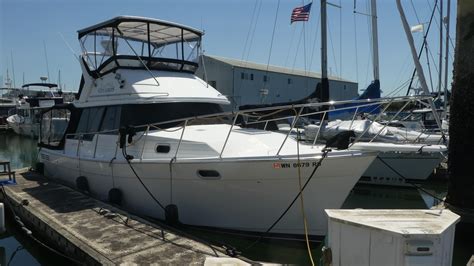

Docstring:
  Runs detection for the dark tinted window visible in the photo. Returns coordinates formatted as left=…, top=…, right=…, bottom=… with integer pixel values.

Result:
left=120, top=103, right=227, bottom=130
left=100, top=106, right=121, bottom=132
left=76, top=107, right=105, bottom=140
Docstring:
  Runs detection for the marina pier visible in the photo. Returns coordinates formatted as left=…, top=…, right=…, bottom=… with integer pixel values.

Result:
left=0, top=168, right=253, bottom=265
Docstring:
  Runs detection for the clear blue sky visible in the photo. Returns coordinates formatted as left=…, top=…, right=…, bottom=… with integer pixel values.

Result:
left=1, top=0, right=456, bottom=96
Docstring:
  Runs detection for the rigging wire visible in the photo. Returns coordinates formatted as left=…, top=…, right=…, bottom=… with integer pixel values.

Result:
left=353, top=0, right=360, bottom=84
left=405, top=0, right=438, bottom=96
left=327, top=19, right=339, bottom=77
left=261, top=0, right=281, bottom=103
left=424, top=42, right=436, bottom=92
left=283, top=26, right=298, bottom=67
left=425, top=0, right=455, bottom=74
left=244, top=0, right=263, bottom=63
left=308, top=8, right=321, bottom=72
left=408, top=0, right=435, bottom=92
left=241, top=0, right=261, bottom=61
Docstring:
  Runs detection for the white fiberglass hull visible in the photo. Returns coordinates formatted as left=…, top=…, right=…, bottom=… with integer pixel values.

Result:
left=39, top=125, right=376, bottom=237
left=359, top=152, right=444, bottom=185
left=347, top=142, right=446, bottom=186
left=41, top=151, right=375, bottom=236
left=7, top=121, right=39, bottom=137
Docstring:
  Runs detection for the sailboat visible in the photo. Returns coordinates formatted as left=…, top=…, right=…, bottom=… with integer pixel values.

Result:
left=38, top=16, right=377, bottom=238
left=302, top=0, right=447, bottom=186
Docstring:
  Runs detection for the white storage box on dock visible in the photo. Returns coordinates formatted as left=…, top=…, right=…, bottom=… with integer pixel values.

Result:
left=324, top=209, right=460, bottom=266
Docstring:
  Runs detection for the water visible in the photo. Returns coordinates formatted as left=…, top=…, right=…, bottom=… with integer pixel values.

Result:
left=0, top=132, right=72, bottom=265
left=0, top=132, right=38, bottom=170
left=0, top=132, right=472, bottom=265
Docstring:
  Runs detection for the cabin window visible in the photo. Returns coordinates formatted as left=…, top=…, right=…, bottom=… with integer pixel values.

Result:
left=263, top=75, right=268, bottom=82
left=76, top=107, right=105, bottom=140
left=197, top=170, right=221, bottom=180
left=40, top=108, right=71, bottom=148
left=120, top=103, right=226, bottom=130
left=288, top=78, right=292, bottom=84
left=250, top=74, right=254, bottom=80
left=155, top=144, right=171, bottom=153
left=100, top=106, right=121, bottom=133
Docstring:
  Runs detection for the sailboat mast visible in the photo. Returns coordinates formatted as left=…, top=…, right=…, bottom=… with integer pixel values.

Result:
left=370, top=0, right=379, bottom=82
left=320, top=0, right=329, bottom=102
left=438, top=0, right=443, bottom=96
left=396, top=0, right=445, bottom=135
left=443, top=0, right=451, bottom=113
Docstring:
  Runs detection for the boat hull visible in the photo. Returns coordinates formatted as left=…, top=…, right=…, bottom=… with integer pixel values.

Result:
left=359, top=152, right=444, bottom=186
left=40, top=150, right=376, bottom=237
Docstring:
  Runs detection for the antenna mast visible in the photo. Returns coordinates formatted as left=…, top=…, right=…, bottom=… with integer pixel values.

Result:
left=43, top=41, right=51, bottom=80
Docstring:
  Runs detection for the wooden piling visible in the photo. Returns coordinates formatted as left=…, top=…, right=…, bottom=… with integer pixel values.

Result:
left=446, top=0, right=474, bottom=220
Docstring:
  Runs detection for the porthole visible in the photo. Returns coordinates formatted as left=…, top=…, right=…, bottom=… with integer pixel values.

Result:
left=155, top=144, right=171, bottom=153
left=197, top=170, right=221, bottom=180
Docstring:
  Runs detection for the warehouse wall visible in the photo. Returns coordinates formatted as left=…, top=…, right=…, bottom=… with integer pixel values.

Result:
left=196, top=56, right=358, bottom=110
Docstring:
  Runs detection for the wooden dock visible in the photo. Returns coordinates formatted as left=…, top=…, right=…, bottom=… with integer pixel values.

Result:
left=0, top=169, right=255, bottom=265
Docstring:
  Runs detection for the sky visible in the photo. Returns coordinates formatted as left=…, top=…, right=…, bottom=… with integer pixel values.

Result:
left=0, top=0, right=457, bottom=96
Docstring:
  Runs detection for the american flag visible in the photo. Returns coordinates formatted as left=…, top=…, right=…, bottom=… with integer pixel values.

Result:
left=291, top=3, right=312, bottom=24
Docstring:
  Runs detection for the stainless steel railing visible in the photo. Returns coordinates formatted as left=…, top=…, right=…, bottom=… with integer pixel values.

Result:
left=60, top=94, right=445, bottom=162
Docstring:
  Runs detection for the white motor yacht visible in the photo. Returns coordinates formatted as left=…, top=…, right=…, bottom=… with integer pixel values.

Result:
left=37, top=16, right=377, bottom=239
left=6, top=83, right=64, bottom=137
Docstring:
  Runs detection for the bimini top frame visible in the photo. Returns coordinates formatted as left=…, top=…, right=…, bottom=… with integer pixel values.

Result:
left=22, top=83, right=58, bottom=89
left=78, top=16, right=203, bottom=76
left=78, top=16, right=203, bottom=43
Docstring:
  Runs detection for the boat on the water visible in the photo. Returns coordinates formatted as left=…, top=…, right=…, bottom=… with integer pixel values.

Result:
left=6, top=83, right=64, bottom=137
left=37, top=16, right=377, bottom=239
left=0, top=88, right=17, bottom=128
left=302, top=104, right=447, bottom=186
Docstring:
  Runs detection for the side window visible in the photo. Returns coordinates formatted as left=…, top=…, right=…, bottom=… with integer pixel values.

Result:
left=76, top=109, right=91, bottom=135
left=100, top=106, right=121, bottom=133
left=40, top=108, right=71, bottom=148
left=76, top=107, right=105, bottom=140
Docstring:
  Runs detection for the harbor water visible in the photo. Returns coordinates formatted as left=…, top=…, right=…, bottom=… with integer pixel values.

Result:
left=0, top=132, right=472, bottom=265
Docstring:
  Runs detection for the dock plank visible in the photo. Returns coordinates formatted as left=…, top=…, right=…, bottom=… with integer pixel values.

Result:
left=1, top=169, right=246, bottom=265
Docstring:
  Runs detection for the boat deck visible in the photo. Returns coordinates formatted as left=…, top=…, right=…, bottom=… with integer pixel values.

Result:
left=0, top=169, right=253, bottom=265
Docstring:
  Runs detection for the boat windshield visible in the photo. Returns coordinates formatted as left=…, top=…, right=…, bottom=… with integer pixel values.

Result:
left=78, top=16, right=202, bottom=75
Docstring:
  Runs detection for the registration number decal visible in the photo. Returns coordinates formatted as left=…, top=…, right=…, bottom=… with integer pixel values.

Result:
left=273, top=162, right=317, bottom=168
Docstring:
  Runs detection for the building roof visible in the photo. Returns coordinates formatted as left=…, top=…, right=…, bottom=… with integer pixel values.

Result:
left=205, top=55, right=356, bottom=84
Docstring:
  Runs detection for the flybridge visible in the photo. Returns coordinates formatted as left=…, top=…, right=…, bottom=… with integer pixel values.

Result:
left=77, top=16, right=203, bottom=76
